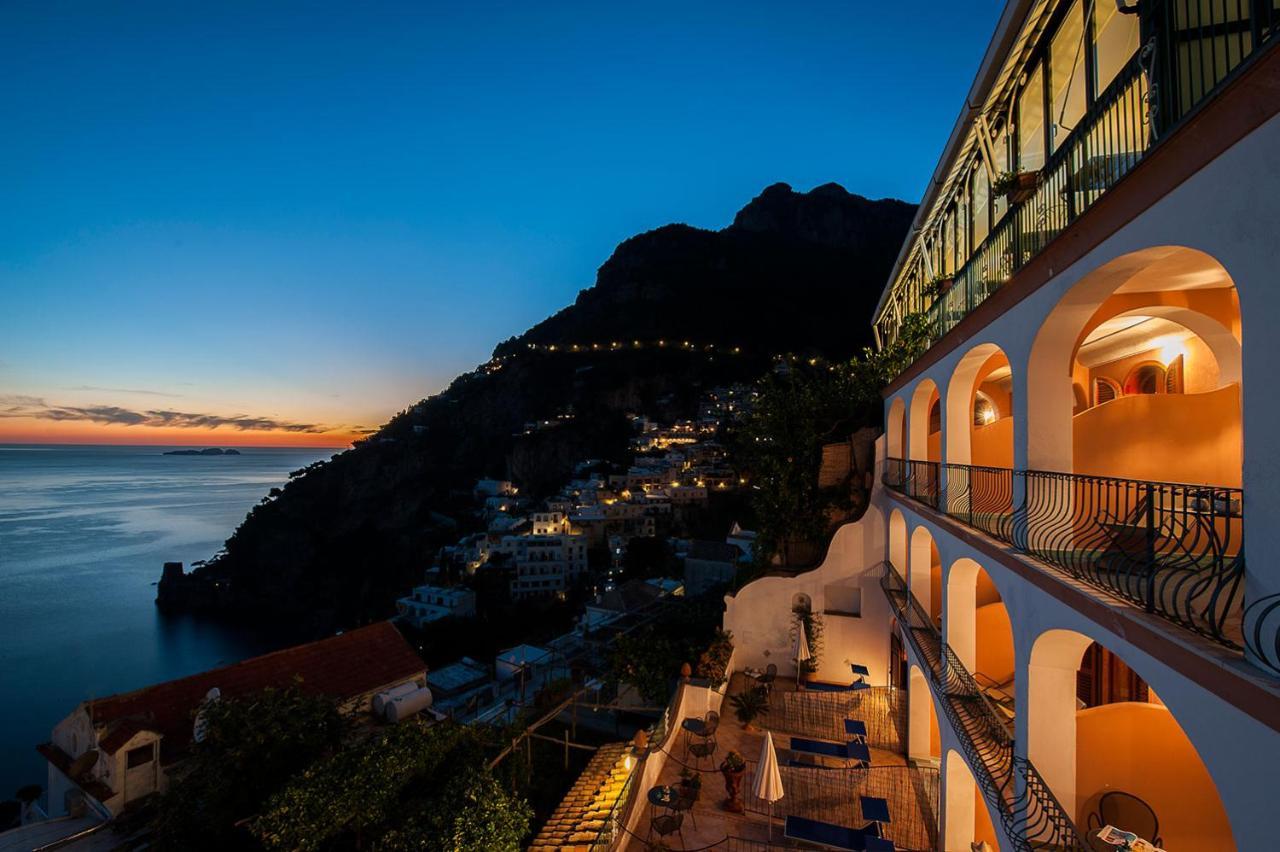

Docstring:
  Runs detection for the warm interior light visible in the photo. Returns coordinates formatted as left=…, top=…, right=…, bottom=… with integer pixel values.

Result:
left=980, top=407, right=997, bottom=425
left=1155, top=334, right=1189, bottom=366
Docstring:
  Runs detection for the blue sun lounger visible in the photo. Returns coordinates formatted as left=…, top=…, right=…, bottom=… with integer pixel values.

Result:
left=844, top=719, right=868, bottom=740
left=784, top=815, right=885, bottom=850
left=806, top=679, right=871, bottom=693
left=789, top=737, right=871, bottom=765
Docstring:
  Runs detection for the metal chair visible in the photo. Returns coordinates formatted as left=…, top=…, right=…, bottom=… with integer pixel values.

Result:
left=650, top=812, right=685, bottom=848
left=672, top=782, right=700, bottom=829
left=688, top=733, right=718, bottom=770
left=1085, top=790, right=1162, bottom=852
left=758, top=662, right=777, bottom=695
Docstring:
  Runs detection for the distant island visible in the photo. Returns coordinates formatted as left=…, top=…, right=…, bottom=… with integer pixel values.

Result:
left=162, top=448, right=242, bottom=456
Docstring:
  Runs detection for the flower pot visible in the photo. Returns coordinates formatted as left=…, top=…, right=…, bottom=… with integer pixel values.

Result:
left=721, top=767, right=745, bottom=813
left=1004, top=171, right=1039, bottom=203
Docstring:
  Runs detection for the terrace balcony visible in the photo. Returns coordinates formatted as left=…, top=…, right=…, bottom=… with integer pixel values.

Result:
left=875, top=1, right=1280, bottom=351
left=879, top=561, right=1087, bottom=851
left=598, top=672, right=941, bottom=850
left=882, top=458, right=1260, bottom=664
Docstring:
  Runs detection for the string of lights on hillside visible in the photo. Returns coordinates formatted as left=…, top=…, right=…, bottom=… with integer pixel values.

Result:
left=479, top=338, right=843, bottom=375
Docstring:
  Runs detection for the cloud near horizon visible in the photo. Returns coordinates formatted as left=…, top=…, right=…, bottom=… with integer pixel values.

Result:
left=0, top=396, right=361, bottom=435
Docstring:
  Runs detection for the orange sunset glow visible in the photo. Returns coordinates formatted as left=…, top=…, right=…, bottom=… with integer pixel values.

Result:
left=0, top=418, right=358, bottom=448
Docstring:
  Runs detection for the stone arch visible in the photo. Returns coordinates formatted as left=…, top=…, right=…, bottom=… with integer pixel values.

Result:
left=887, top=395, right=907, bottom=459
left=946, top=342, right=1015, bottom=468
left=1027, top=628, right=1235, bottom=850
left=910, top=525, right=941, bottom=624
left=908, top=378, right=942, bottom=462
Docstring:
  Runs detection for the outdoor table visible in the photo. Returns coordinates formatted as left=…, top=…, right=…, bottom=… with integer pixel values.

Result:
left=649, top=784, right=680, bottom=816
left=860, top=794, right=891, bottom=830
left=681, top=716, right=707, bottom=736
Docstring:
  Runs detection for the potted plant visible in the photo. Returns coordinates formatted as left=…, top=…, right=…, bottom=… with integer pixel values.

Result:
left=729, top=685, right=770, bottom=732
left=992, top=169, right=1039, bottom=203
left=720, top=750, right=746, bottom=813
left=921, top=274, right=952, bottom=303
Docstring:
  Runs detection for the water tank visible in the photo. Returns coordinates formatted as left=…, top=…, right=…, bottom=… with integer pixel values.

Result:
left=383, top=687, right=433, bottom=723
left=372, top=682, right=420, bottom=715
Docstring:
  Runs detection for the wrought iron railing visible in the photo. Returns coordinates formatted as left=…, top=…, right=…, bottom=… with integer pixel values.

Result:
left=880, top=561, right=1088, bottom=852
left=880, top=1, right=1279, bottom=349
left=886, top=459, right=1247, bottom=652
left=882, top=457, right=941, bottom=509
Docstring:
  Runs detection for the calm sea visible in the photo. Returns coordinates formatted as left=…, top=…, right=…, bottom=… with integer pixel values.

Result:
left=0, top=444, right=337, bottom=800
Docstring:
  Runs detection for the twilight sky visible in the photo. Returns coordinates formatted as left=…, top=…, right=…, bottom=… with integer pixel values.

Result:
left=0, top=1, right=999, bottom=447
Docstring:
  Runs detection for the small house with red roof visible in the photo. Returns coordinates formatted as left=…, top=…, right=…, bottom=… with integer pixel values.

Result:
left=38, top=621, right=426, bottom=818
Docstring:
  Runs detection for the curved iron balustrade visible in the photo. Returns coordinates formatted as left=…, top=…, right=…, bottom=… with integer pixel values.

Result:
left=1244, top=594, right=1280, bottom=676
left=879, top=562, right=1086, bottom=851
left=886, top=459, right=1247, bottom=654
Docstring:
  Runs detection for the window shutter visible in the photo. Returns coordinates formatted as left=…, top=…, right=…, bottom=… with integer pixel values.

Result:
left=1165, top=354, right=1184, bottom=394
left=1093, top=378, right=1119, bottom=406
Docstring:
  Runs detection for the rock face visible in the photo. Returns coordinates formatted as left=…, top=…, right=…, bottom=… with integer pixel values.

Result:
left=496, top=183, right=914, bottom=359
left=157, top=182, right=915, bottom=636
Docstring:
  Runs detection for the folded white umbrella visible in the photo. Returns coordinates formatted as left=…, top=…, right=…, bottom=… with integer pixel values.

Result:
left=753, top=730, right=785, bottom=843
left=794, top=623, right=811, bottom=679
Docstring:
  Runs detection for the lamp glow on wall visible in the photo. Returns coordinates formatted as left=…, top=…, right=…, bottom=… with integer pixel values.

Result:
left=1155, top=333, right=1190, bottom=366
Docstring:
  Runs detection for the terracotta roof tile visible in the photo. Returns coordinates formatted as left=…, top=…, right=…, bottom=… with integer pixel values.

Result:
left=87, top=622, right=423, bottom=757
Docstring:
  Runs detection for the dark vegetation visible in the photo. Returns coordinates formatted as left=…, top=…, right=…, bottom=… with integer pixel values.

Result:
left=157, top=183, right=914, bottom=637
left=152, top=686, right=529, bottom=852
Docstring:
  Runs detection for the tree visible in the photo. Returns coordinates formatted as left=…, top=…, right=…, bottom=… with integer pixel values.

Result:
left=734, top=313, right=932, bottom=568
left=152, top=684, right=348, bottom=851
left=252, top=721, right=530, bottom=852
left=607, top=598, right=724, bottom=704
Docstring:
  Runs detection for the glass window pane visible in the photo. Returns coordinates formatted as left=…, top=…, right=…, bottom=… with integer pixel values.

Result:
left=991, top=124, right=1009, bottom=220
left=1093, top=0, right=1140, bottom=94
left=1050, top=0, right=1087, bottom=152
left=972, top=163, right=990, bottom=246
left=1018, top=64, right=1045, bottom=171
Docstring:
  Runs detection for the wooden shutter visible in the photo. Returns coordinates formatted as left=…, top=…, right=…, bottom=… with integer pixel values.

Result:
left=1093, top=377, right=1120, bottom=406
left=1165, top=354, right=1185, bottom=394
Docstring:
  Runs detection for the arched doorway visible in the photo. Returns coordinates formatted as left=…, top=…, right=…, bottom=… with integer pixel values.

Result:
left=1024, top=246, right=1244, bottom=645
left=944, top=749, right=1000, bottom=851
left=1028, top=629, right=1235, bottom=850
left=908, top=379, right=942, bottom=463
left=946, top=344, right=1016, bottom=534
left=908, top=664, right=941, bottom=763
left=946, top=558, right=1014, bottom=723
left=887, top=395, right=907, bottom=460
left=910, top=526, right=942, bottom=626
left=889, top=509, right=908, bottom=574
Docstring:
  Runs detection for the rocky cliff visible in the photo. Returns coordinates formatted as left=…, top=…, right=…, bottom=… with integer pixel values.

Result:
left=157, top=183, right=914, bottom=635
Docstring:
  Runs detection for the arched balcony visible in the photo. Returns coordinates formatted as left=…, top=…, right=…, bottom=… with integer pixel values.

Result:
left=1028, top=628, right=1235, bottom=850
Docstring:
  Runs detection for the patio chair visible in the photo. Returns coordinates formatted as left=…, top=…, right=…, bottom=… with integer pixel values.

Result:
left=672, top=783, right=700, bottom=829
left=784, top=815, right=882, bottom=850
left=682, top=710, right=719, bottom=759
left=1085, top=791, right=1162, bottom=851
left=758, top=662, right=777, bottom=694
left=688, top=734, right=718, bottom=770
left=788, top=737, right=871, bottom=767
left=650, top=812, right=685, bottom=848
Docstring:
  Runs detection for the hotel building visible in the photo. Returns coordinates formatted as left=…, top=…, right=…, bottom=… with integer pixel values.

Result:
left=718, top=2, right=1280, bottom=850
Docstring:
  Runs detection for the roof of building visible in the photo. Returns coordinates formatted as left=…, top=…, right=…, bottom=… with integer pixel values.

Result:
left=426, top=657, right=491, bottom=696
left=687, top=540, right=740, bottom=563
left=528, top=742, right=630, bottom=851
left=589, top=579, right=664, bottom=614
left=83, top=622, right=423, bottom=759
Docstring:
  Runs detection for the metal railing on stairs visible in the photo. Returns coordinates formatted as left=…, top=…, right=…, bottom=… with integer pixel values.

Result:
left=880, top=561, right=1087, bottom=851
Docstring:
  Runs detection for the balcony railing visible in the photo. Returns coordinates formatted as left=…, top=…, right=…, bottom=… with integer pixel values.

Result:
left=881, top=1, right=1279, bottom=349
left=885, top=459, right=1247, bottom=654
left=880, top=561, right=1087, bottom=851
